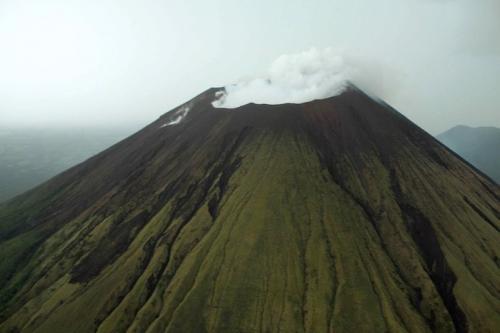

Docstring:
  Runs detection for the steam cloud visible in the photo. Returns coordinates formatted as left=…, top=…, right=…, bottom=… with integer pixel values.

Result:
left=212, top=48, right=354, bottom=108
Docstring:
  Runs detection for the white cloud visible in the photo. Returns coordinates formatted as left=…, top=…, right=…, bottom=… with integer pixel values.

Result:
left=212, top=48, right=353, bottom=108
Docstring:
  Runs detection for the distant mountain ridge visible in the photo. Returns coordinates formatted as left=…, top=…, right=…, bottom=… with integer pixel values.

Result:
left=0, top=87, right=498, bottom=332
left=437, top=125, right=500, bottom=183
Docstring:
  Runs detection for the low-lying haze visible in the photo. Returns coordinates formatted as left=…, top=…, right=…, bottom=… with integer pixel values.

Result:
left=0, top=0, right=499, bottom=134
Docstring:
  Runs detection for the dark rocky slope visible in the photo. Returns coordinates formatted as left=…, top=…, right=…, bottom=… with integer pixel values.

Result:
left=0, top=87, right=499, bottom=332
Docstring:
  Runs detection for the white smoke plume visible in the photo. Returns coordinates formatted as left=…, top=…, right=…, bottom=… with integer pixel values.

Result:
left=212, top=48, right=355, bottom=108
left=160, top=105, right=190, bottom=127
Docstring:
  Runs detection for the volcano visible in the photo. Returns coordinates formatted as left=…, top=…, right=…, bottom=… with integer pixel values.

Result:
left=0, top=87, right=499, bottom=333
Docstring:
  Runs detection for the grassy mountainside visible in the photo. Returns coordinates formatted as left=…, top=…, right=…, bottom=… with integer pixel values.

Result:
left=437, top=125, right=500, bottom=183
left=0, top=88, right=499, bottom=333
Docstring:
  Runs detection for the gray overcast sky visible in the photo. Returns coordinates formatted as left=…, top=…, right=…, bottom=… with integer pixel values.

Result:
left=0, top=0, right=498, bottom=134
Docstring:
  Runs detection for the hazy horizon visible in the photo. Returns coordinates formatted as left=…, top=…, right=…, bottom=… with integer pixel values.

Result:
left=1, top=0, right=499, bottom=134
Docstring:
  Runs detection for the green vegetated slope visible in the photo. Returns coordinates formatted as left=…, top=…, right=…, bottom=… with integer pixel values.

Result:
left=0, top=88, right=499, bottom=333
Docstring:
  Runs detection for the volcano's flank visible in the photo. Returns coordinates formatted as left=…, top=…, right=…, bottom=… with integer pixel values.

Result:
left=0, top=87, right=499, bottom=333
